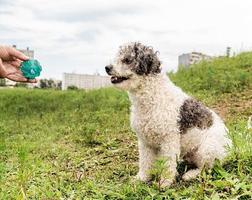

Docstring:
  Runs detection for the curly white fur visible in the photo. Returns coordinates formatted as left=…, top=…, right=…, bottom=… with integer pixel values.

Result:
left=130, top=74, right=231, bottom=184
left=106, top=42, right=232, bottom=187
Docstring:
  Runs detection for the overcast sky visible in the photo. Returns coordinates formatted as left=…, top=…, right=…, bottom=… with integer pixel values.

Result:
left=1, top=0, right=252, bottom=79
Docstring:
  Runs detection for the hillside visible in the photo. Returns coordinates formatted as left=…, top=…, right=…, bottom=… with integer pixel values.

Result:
left=0, top=52, right=251, bottom=199
left=170, top=52, right=252, bottom=121
left=169, top=52, right=252, bottom=95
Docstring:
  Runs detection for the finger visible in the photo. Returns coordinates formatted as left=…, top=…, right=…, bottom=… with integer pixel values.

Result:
left=0, top=46, right=9, bottom=60
left=7, top=73, right=29, bottom=82
left=14, top=69, right=23, bottom=76
left=3, top=61, right=25, bottom=76
left=2, top=62, right=22, bottom=74
left=7, top=72, right=37, bottom=83
left=0, top=58, right=3, bottom=67
left=7, top=47, right=29, bottom=61
left=7, top=74, right=27, bottom=82
left=10, top=69, right=37, bottom=81
left=27, top=78, right=37, bottom=83
left=0, top=59, right=6, bottom=78
left=9, top=60, right=22, bottom=68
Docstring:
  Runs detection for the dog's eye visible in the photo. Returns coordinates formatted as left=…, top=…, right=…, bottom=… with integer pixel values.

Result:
left=122, top=58, right=132, bottom=64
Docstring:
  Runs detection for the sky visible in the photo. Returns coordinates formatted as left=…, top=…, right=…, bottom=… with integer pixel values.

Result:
left=1, top=0, right=252, bottom=79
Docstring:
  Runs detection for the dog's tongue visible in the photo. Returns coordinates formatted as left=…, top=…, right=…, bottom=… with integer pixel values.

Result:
left=111, top=76, right=123, bottom=84
left=111, top=76, right=117, bottom=82
left=111, top=76, right=129, bottom=84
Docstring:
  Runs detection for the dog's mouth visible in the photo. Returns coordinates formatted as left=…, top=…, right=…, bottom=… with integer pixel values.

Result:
left=111, top=76, right=129, bottom=84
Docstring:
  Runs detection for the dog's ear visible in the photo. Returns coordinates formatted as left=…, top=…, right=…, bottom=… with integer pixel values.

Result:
left=144, top=52, right=161, bottom=74
left=134, top=44, right=161, bottom=75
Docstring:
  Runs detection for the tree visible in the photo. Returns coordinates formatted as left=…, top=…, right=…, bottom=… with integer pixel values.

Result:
left=67, top=85, right=78, bottom=90
left=226, top=47, right=231, bottom=58
left=15, top=83, right=28, bottom=88
left=39, top=79, right=48, bottom=88
left=56, top=81, right=62, bottom=90
left=39, top=79, right=62, bottom=89
left=0, top=78, right=6, bottom=86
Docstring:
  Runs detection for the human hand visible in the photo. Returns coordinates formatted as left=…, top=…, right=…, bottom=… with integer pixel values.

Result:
left=0, top=46, right=37, bottom=83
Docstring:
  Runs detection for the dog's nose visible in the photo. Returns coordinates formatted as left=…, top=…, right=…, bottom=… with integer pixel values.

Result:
left=105, top=65, right=113, bottom=74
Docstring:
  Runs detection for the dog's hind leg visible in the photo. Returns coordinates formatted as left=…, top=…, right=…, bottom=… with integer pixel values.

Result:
left=182, top=168, right=201, bottom=181
left=181, top=149, right=214, bottom=181
left=182, top=138, right=225, bottom=181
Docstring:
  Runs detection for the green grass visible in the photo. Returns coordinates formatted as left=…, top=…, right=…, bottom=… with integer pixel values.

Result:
left=0, top=52, right=252, bottom=199
left=169, top=52, right=252, bottom=95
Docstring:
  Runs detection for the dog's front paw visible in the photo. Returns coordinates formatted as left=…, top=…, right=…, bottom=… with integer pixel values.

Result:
left=130, top=173, right=152, bottom=186
left=155, top=178, right=173, bottom=189
left=130, top=174, right=146, bottom=185
left=134, top=172, right=151, bottom=182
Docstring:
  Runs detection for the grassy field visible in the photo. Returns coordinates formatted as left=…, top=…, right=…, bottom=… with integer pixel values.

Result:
left=0, top=53, right=252, bottom=199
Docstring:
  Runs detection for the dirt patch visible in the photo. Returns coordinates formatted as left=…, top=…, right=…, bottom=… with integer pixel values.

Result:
left=212, top=89, right=252, bottom=120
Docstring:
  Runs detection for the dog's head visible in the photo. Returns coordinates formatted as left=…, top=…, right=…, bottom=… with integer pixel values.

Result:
left=105, top=42, right=161, bottom=91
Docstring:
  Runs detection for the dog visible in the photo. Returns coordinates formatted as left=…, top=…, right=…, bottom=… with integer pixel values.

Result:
left=105, top=42, right=232, bottom=187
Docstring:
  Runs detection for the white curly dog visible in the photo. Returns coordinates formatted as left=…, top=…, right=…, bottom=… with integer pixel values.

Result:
left=105, top=42, right=232, bottom=187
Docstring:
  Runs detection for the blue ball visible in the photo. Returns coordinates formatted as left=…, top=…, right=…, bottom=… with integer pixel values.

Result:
left=20, top=59, right=42, bottom=79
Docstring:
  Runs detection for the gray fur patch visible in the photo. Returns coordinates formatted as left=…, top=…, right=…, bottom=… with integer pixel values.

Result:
left=178, top=98, right=213, bottom=134
left=118, top=42, right=161, bottom=75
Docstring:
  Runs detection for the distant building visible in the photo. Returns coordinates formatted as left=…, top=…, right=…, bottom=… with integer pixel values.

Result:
left=5, top=79, right=16, bottom=87
left=62, top=73, right=112, bottom=90
left=12, top=45, right=34, bottom=59
left=178, top=52, right=212, bottom=68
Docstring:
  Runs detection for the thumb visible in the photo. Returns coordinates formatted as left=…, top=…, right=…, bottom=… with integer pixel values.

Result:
left=7, top=47, right=29, bottom=61
left=0, top=59, right=7, bottom=78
